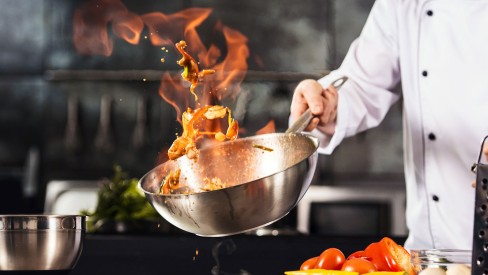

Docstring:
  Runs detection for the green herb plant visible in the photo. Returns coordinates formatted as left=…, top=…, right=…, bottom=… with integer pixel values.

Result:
left=81, top=165, right=160, bottom=233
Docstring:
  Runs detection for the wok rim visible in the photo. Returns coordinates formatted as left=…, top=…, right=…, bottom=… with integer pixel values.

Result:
left=138, top=132, right=319, bottom=197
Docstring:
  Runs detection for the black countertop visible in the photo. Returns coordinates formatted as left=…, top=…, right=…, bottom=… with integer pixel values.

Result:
left=70, top=234, right=407, bottom=275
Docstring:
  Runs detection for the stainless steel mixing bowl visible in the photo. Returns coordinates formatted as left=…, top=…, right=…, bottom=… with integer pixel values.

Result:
left=0, top=215, right=85, bottom=273
left=139, top=133, right=319, bottom=236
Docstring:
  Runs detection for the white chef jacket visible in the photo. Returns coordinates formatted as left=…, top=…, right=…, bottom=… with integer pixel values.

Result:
left=314, top=0, right=488, bottom=250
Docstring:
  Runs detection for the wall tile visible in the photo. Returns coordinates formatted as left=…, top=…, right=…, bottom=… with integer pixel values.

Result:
left=0, top=0, right=46, bottom=74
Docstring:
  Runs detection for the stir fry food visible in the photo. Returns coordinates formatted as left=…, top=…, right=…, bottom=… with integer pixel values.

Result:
left=160, top=40, right=240, bottom=195
left=167, top=105, right=239, bottom=161
left=175, top=40, right=215, bottom=101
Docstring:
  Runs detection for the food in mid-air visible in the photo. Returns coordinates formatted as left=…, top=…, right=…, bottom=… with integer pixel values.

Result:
left=159, top=41, right=239, bottom=195
left=168, top=41, right=239, bottom=162
left=175, top=40, right=215, bottom=101
left=162, top=105, right=237, bottom=194
left=167, top=105, right=238, bottom=161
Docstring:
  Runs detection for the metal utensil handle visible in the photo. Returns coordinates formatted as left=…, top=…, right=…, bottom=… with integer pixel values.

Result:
left=286, top=76, right=348, bottom=134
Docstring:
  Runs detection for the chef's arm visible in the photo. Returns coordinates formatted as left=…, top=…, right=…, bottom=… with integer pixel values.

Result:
left=307, top=0, right=403, bottom=155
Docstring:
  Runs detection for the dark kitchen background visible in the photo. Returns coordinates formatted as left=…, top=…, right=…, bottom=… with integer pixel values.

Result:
left=0, top=0, right=406, bottom=237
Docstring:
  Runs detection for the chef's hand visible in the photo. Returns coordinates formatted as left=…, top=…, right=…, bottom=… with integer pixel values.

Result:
left=472, top=141, right=488, bottom=187
left=290, top=79, right=338, bottom=135
left=484, top=141, right=488, bottom=162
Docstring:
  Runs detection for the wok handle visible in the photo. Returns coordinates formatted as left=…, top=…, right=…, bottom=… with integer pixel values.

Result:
left=286, top=76, right=348, bottom=134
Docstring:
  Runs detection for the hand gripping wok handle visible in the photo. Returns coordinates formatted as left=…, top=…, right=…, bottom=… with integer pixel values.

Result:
left=286, top=76, right=348, bottom=134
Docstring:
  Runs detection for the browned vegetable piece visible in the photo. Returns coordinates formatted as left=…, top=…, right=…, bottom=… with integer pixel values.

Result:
left=160, top=168, right=181, bottom=194
left=175, top=40, right=215, bottom=101
left=252, top=144, right=273, bottom=152
left=167, top=105, right=239, bottom=161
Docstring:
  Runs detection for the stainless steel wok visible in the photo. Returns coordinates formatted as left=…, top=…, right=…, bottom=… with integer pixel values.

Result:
left=139, top=76, right=347, bottom=237
left=139, top=133, right=318, bottom=236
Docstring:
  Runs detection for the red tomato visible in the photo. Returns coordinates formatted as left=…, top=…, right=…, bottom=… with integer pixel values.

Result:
left=315, top=248, right=346, bottom=270
left=300, top=256, right=318, bottom=270
left=363, top=241, right=392, bottom=271
left=341, top=258, right=377, bottom=274
left=363, top=237, right=414, bottom=275
left=380, top=237, right=415, bottom=275
left=347, top=250, right=372, bottom=261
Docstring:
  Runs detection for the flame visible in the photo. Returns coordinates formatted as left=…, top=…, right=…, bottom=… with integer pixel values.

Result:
left=73, top=1, right=254, bottom=144
left=148, top=11, right=250, bottom=136
left=73, top=0, right=131, bottom=56
left=158, top=73, right=188, bottom=123
left=112, top=12, right=144, bottom=45
left=211, top=24, right=250, bottom=100
left=146, top=13, right=250, bottom=107
left=141, top=8, right=212, bottom=48
left=73, top=1, right=250, bottom=99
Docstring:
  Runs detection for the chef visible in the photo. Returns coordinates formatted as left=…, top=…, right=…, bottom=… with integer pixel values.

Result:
left=290, top=0, right=488, bottom=250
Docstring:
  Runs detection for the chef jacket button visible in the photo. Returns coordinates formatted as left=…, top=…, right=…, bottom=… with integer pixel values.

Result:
left=428, top=133, right=436, bottom=140
left=432, top=195, right=439, bottom=202
left=422, top=70, right=428, bottom=77
left=426, top=10, right=433, bottom=16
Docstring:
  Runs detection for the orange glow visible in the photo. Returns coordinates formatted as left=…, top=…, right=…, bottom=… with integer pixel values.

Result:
left=73, top=0, right=128, bottom=56
left=212, top=25, right=250, bottom=100
left=158, top=73, right=188, bottom=123
left=141, top=8, right=211, bottom=48
left=167, top=104, right=238, bottom=161
left=73, top=1, right=258, bottom=158
left=256, top=120, right=276, bottom=135
left=148, top=11, right=250, bottom=143
left=112, top=12, right=144, bottom=45
left=175, top=40, right=215, bottom=101
left=145, top=11, right=250, bottom=107
left=73, top=1, right=250, bottom=103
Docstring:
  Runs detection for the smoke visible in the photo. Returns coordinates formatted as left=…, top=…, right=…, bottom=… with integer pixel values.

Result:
left=211, top=239, right=251, bottom=275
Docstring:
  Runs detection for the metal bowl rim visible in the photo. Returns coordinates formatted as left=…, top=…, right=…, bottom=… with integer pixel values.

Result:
left=0, top=214, right=86, bottom=218
left=138, top=132, right=319, bottom=197
left=410, top=249, right=472, bottom=254
left=410, top=249, right=472, bottom=265
left=0, top=215, right=86, bottom=230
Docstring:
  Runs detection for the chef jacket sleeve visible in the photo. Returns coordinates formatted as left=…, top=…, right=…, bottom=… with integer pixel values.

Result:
left=315, top=0, right=403, bottom=154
